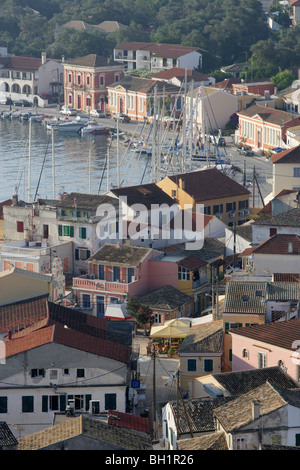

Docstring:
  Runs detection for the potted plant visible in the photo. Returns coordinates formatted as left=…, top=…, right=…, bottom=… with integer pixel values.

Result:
left=168, top=346, right=176, bottom=358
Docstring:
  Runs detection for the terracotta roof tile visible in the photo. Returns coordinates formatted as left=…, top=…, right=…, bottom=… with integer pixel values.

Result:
left=252, top=234, right=300, bottom=254
left=116, top=42, right=199, bottom=58
left=177, top=256, right=207, bottom=270
left=237, top=104, right=299, bottom=126
left=230, top=318, right=300, bottom=351
left=271, top=145, right=300, bottom=163
left=108, top=410, right=150, bottom=434
left=167, top=168, right=250, bottom=201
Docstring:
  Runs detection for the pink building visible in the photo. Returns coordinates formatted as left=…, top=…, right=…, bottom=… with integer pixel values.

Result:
left=72, top=244, right=160, bottom=317
left=230, top=319, right=300, bottom=383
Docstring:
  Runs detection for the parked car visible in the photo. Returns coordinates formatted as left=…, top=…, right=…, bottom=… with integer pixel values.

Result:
left=0, top=97, right=13, bottom=105
left=218, top=137, right=226, bottom=147
left=114, top=113, right=131, bottom=123
left=13, top=99, right=32, bottom=107
left=60, top=105, right=77, bottom=116
left=90, top=109, right=106, bottom=118
left=238, top=145, right=254, bottom=156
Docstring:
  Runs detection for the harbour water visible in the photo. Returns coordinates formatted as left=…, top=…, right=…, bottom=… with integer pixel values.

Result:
left=0, top=116, right=152, bottom=202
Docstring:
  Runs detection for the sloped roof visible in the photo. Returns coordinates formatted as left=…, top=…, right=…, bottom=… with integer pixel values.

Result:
left=18, top=414, right=152, bottom=450
left=0, top=294, right=49, bottom=334
left=63, top=54, right=121, bottom=68
left=227, top=221, right=253, bottom=242
left=271, top=145, right=300, bottom=164
left=0, top=422, right=18, bottom=447
left=237, top=104, right=298, bottom=126
left=213, top=382, right=289, bottom=432
left=0, top=56, right=46, bottom=71
left=3, top=323, right=131, bottom=364
left=115, top=42, right=199, bottom=58
left=170, top=396, right=234, bottom=436
left=97, top=21, right=125, bottom=33
left=223, top=280, right=268, bottom=314
left=151, top=67, right=209, bottom=82
left=252, top=234, right=300, bottom=255
left=108, top=75, right=180, bottom=94
left=140, top=285, right=193, bottom=310
left=88, top=244, right=152, bottom=266
left=111, top=182, right=176, bottom=208
left=108, top=410, right=150, bottom=435
left=177, top=256, right=208, bottom=270
left=57, top=192, right=119, bottom=211
left=177, top=432, right=228, bottom=450
left=166, top=168, right=250, bottom=201
left=211, top=366, right=300, bottom=396
left=230, top=318, right=300, bottom=352
left=178, top=320, right=224, bottom=354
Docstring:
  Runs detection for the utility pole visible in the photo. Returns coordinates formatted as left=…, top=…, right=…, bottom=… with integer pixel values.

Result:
left=233, top=221, right=236, bottom=269
left=152, top=343, right=157, bottom=440
left=252, top=165, right=256, bottom=208
left=243, top=161, right=246, bottom=186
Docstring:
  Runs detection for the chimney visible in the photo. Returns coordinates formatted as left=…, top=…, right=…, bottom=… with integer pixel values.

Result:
left=12, top=194, right=18, bottom=206
left=41, top=52, right=46, bottom=65
left=252, top=400, right=260, bottom=421
left=288, top=242, right=293, bottom=253
left=62, top=55, right=65, bottom=63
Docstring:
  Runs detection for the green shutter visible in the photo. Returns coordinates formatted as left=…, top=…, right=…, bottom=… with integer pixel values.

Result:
left=42, top=396, right=48, bottom=412
left=85, top=394, right=92, bottom=411
left=296, top=434, right=300, bottom=446
left=79, top=227, right=86, bottom=239
left=75, top=249, right=79, bottom=260
left=0, top=397, right=7, bottom=413
left=105, top=393, right=116, bottom=410
left=86, top=250, right=90, bottom=260
left=60, top=394, right=66, bottom=412
left=229, top=349, right=232, bottom=361
left=58, top=225, right=62, bottom=236
left=70, top=226, right=74, bottom=237
left=76, top=211, right=81, bottom=218
left=225, top=322, right=230, bottom=334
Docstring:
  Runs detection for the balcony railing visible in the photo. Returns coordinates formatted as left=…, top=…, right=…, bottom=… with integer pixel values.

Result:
left=73, top=274, right=137, bottom=293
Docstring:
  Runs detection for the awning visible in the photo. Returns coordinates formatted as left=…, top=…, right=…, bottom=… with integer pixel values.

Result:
left=150, top=318, right=190, bottom=338
left=104, top=302, right=132, bottom=320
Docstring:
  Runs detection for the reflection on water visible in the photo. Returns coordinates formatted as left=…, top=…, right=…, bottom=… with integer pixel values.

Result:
left=0, top=118, right=151, bottom=201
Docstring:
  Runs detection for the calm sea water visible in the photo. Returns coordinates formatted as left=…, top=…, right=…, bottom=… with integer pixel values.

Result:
left=0, top=116, right=151, bottom=202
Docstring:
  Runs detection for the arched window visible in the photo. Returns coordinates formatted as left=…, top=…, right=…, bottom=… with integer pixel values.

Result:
left=242, top=348, right=249, bottom=359
left=12, top=83, right=21, bottom=93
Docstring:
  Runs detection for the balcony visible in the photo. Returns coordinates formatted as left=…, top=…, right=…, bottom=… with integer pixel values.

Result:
left=73, top=274, right=135, bottom=294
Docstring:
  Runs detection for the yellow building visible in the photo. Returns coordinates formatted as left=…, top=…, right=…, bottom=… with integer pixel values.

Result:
left=156, top=168, right=250, bottom=227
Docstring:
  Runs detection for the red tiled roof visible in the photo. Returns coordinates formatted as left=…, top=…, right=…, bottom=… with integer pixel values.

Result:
left=252, top=234, right=300, bottom=255
left=273, top=273, right=300, bottom=282
left=151, top=67, right=208, bottom=81
left=0, top=56, right=44, bottom=71
left=177, top=256, right=207, bottom=270
left=116, top=42, right=199, bottom=58
left=239, top=247, right=254, bottom=257
left=4, top=324, right=131, bottom=364
left=0, top=294, right=49, bottom=335
left=237, top=104, right=299, bottom=126
left=168, top=168, right=250, bottom=201
left=230, top=318, right=300, bottom=351
left=271, top=146, right=300, bottom=164
left=257, top=189, right=298, bottom=216
left=108, top=410, right=150, bottom=434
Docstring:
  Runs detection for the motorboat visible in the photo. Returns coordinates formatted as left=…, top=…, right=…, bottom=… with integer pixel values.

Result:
left=80, top=120, right=111, bottom=135
left=47, top=116, right=87, bottom=132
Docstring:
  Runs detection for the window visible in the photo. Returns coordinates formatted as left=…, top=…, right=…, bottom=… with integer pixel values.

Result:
left=178, top=266, right=190, bottom=281
left=187, top=358, right=197, bottom=372
left=17, top=221, right=24, bottom=232
left=239, top=200, right=248, bottom=210
left=43, top=224, right=49, bottom=239
left=258, top=352, right=266, bottom=369
left=82, top=294, right=91, bottom=308
left=49, top=395, right=59, bottom=411
left=236, top=438, right=246, bottom=450
left=204, top=359, right=213, bottom=372
left=204, top=206, right=211, bottom=215
left=63, top=225, right=74, bottom=237
left=113, top=266, right=120, bottom=282
left=77, top=369, right=85, bottom=378
left=105, top=393, right=117, bottom=410
left=31, top=369, right=45, bottom=378
left=226, top=202, right=236, bottom=212
left=79, top=227, right=87, bottom=239
left=63, top=369, right=70, bottom=375
left=0, top=396, right=7, bottom=413
left=22, top=396, right=34, bottom=413
left=293, top=168, right=300, bottom=177
left=242, top=348, right=249, bottom=359
left=77, top=74, right=81, bottom=85
left=270, top=227, right=277, bottom=237
left=128, top=267, right=135, bottom=283
left=50, top=370, right=58, bottom=380
left=154, top=313, right=162, bottom=325
left=98, top=264, right=105, bottom=280
left=296, top=434, right=300, bottom=446
left=86, top=75, right=90, bottom=86
left=75, top=248, right=90, bottom=261
left=213, top=204, right=223, bottom=214
left=68, top=73, right=72, bottom=83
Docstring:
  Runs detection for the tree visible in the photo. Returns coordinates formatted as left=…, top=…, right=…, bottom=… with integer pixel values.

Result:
left=271, top=69, right=295, bottom=91
left=126, top=297, right=153, bottom=334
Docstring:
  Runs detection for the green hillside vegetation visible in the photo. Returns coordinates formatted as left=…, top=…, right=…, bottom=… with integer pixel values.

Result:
left=0, top=0, right=298, bottom=84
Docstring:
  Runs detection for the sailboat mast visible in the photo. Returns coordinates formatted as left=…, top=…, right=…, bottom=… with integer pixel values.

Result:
left=28, top=117, right=32, bottom=202
left=52, top=128, right=56, bottom=199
